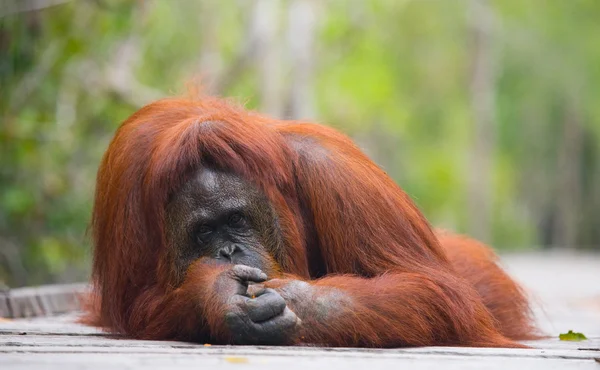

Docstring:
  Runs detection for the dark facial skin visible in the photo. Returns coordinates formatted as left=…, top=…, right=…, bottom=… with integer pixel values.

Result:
left=166, top=168, right=283, bottom=280
left=166, top=168, right=300, bottom=344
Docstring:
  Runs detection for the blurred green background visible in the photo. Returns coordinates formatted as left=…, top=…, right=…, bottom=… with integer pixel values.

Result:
left=1, top=0, right=599, bottom=287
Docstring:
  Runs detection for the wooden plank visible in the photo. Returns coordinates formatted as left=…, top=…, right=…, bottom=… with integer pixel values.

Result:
left=0, top=334, right=598, bottom=359
left=0, top=314, right=105, bottom=336
left=1, top=352, right=599, bottom=370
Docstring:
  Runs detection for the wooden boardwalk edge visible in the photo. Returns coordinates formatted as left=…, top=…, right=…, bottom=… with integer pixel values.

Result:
left=0, top=283, right=88, bottom=319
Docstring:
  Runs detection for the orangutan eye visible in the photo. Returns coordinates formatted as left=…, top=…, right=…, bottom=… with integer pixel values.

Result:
left=197, top=225, right=213, bottom=236
left=228, top=213, right=244, bottom=227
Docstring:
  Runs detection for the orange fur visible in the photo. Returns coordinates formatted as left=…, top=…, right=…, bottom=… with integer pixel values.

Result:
left=436, top=230, right=540, bottom=340
left=85, top=94, right=538, bottom=347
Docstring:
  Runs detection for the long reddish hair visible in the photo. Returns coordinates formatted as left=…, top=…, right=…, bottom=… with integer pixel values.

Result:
left=89, top=94, right=535, bottom=345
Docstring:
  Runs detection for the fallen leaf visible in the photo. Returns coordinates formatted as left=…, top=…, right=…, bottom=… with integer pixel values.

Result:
left=559, top=330, right=587, bottom=341
left=224, top=356, right=249, bottom=364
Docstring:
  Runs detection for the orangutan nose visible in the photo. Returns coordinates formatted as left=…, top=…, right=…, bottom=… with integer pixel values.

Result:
left=218, top=244, right=242, bottom=261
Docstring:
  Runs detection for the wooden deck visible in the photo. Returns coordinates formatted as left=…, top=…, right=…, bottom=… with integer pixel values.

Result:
left=1, top=251, right=599, bottom=369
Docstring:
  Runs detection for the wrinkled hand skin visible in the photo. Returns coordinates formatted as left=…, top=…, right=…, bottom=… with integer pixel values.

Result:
left=262, top=277, right=354, bottom=346
left=214, top=265, right=301, bottom=345
left=263, top=279, right=316, bottom=317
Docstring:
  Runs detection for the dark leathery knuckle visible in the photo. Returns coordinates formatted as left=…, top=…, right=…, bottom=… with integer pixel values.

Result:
left=224, top=310, right=244, bottom=327
left=226, top=294, right=246, bottom=308
left=232, top=265, right=262, bottom=280
left=278, top=308, right=298, bottom=326
left=265, top=291, right=287, bottom=312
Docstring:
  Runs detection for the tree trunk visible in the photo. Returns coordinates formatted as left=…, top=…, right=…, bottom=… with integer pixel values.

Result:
left=253, top=0, right=284, bottom=117
left=466, top=0, right=497, bottom=243
left=552, top=96, right=583, bottom=248
left=286, top=0, right=317, bottom=120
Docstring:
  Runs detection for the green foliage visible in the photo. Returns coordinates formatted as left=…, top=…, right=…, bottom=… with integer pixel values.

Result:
left=1, top=0, right=599, bottom=286
left=559, top=330, right=588, bottom=341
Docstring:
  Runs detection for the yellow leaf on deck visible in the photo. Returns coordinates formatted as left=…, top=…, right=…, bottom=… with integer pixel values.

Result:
left=224, top=357, right=249, bottom=364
